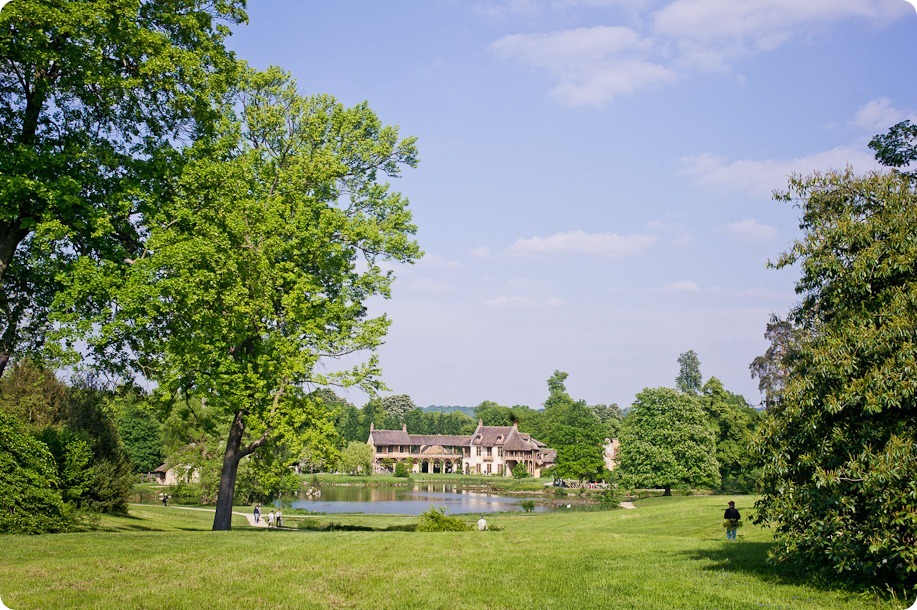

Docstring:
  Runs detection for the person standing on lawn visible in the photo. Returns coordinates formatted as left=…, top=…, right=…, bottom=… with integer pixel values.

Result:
left=724, top=501, right=740, bottom=540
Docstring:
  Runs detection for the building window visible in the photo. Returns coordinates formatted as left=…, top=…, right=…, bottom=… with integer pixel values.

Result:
left=475, top=446, right=482, bottom=456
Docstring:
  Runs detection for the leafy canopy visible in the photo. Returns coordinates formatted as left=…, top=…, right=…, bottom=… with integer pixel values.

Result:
left=618, top=387, right=720, bottom=494
left=754, top=164, right=917, bottom=591
left=0, top=0, right=245, bottom=373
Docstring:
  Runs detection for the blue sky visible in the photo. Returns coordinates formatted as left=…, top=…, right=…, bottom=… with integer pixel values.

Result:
left=228, top=0, right=917, bottom=410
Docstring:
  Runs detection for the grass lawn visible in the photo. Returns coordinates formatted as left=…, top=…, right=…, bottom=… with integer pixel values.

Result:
left=0, top=495, right=902, bottom=609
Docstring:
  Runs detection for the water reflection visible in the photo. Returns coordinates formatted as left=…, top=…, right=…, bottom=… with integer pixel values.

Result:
left=288, top=483, right=548, bottom=515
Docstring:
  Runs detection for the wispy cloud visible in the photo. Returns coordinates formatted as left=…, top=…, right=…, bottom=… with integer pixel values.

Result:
left=677, top=145, right=881, bottom=198
left=489, top=0, right=910, bottom=105
left=490, top=26, right=676, bottom=105
left=717, top=219, right=778, bottom=244
left=506, top=229, right=658, bottom=256
left=406, top=278, right=458, bottom=293
left=484, top=295, right=565, bottom=310
left=654, top=280, right=701, bottom=293
left=852, top=98, right=917, bottom=132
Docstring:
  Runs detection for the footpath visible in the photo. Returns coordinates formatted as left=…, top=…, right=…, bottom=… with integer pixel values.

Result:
left=136, top=504, right=268, bottom=527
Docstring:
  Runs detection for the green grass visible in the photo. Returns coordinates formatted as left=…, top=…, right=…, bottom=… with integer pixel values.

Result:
left=0, top=496, right=902, bottom=609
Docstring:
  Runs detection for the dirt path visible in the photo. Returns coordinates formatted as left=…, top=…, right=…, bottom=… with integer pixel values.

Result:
left=619, top=501, right=636, bottom=509
left=138, top=504, right=268, bottom=527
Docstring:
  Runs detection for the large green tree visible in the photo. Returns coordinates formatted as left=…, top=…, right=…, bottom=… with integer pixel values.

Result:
left=0, top=0, right=245, bottom=374
left=540, top=371, right=605, bottom=481
left=617, top=387, right=720, bottom=495
left=379, top=394, right=416, bottom=424
left=753, top=165, right=917, bottom=591
left=700, top=377, right=760, bottom=492
left=675, top=350, right=702, bottom=395
left=56, top=67, right=421, bottom=530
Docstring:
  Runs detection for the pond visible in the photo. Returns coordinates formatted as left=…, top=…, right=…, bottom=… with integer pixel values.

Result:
left=287, top=483, right=550, bottom=515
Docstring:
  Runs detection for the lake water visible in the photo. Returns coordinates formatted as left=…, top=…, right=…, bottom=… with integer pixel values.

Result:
left=288, top=483, right=550, bottom=515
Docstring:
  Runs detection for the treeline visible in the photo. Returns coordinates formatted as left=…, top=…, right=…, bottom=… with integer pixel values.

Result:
left=0, top=361, right=134, bottom=533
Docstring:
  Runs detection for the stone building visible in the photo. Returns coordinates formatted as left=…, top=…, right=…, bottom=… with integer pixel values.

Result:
left=368, top=420, right=555, bottom=477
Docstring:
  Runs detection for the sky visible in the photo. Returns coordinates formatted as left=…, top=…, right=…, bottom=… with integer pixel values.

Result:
left=227, top=0, right=917, bottom=410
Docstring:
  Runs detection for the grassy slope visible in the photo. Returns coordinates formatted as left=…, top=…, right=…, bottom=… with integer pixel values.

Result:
left=0, top=496, right=900, bottom=610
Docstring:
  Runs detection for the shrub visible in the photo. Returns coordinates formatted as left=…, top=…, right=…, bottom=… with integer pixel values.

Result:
left=511, top=462, right=530, bottom=479
left=0, top=412, right=74, bottom=534
left=520, top=500, right=536, bottom=512
left=394, top=462, right=410, bottom=478
left=416, top=506, right=471, bottom=532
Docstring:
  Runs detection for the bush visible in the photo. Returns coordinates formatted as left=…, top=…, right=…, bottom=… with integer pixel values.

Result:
left=416, top=506, right=471, bottom=532
left=394, top=462, right=410, bottom=478
left=511, top=462, right=531, bottom=479
left=0, top=412, right=74, bottom=534
left=520, top=500, right=536, bottom=512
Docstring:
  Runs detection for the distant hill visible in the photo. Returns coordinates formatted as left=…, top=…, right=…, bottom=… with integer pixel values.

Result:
left=422, top=405, right=477, bottom=418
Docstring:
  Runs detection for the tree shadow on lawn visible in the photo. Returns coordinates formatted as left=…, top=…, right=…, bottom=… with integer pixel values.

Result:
left=683, top=541, right=863, bottom=595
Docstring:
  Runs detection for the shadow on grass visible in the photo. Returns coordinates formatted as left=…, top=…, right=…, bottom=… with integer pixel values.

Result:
left=683, top=541, right=876, bottom=596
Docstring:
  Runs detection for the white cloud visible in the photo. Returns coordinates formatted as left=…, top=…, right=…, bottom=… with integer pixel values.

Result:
left=407, top=278, right=457, bottom=293
left=678, top=145, right=881, bottom=198
left=490, top=26, right=677, bottom=106
left=484, top=295, right=565, bottom=310
left=416, top=253, right=465, bottom=271
left=506, top=229, right=658, bottom=256
left=654, top=280, right=701, bottom=293
left=489, top=0, right=911, bottom=104
left=653, top=0, right=903, bottom=44
left=470, top=246, right=492, bottom=258
left=852, top=98, right=917, bottom=132
left=717, top=219, right=779, bottom=244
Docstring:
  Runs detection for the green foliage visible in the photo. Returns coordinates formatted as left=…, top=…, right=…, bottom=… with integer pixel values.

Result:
left=618, top=387, right=720, bottom=494
left=675, top=350, right=703, bottom=395
left=519, top=499, right=536, bottom=512
left=394, top=461, right=410, bottom=478
left=415, top=506, right=471, bottom=532
left=749, top=316, right=802, bottom=409
left=0, top=361, right=132, bottom=514
left=700, top=377, right=761, bottom=492
left=590, top=403, right=623, bottom=439
left=755, top=167, right=917, bottom=592
left=541, top=371, right=605, bottom=481
left=0, top=0, right=246, bottom=373
left=511, top=462, right=531, bottom=479
left=55, top=66, right=421, bottom=528
left=0, top=411, right=73, bottom=533
left=868, top=119, right=917, bottom=174
left=380, top=394, right=416, bottom=424
left=113, top=396, right=163, bottom=473
left=338, top=441, right=374, bottom=476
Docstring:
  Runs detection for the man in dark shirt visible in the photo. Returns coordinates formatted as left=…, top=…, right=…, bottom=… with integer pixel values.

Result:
left=724, top=500, right=740, bottom=540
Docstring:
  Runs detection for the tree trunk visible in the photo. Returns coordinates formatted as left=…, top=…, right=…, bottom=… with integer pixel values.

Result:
left=212, top=411, right=246, bottom=531
left=663, top=486, right=672, bottom=496
left=212, top=409, right=268, bottom=531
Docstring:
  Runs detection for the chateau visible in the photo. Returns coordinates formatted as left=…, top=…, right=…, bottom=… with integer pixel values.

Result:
left=368, top=420, right=556, bottom=477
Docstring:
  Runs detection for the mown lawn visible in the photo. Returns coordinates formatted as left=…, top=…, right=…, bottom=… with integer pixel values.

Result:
left=0, top=495, right=902, bottom=609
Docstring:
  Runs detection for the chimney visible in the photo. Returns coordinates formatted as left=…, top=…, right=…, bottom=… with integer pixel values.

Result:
left=370, top=423, right=374, bottom=431
left=402, top=424, right=407, bottom=432
left=513, top=421, right=518, bottom=429
left=478, top=419, right=483, bottom=426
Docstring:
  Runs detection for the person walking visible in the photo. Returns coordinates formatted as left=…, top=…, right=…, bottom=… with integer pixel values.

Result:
left=275, top=509, right=282, bottom=528
left=253, top=504, right=261, bottom=524
left=267, top=510, right=275, bottom=528
left=724, top=500, right=741, bottom=540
